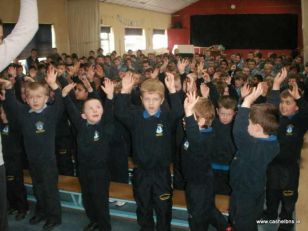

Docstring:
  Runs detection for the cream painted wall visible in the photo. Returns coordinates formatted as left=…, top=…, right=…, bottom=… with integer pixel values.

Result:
left=0, top=0, right=70, bottom=54
left=100, top=3, right=171, bottom=55
left=302, top=0, right=308, bottom=63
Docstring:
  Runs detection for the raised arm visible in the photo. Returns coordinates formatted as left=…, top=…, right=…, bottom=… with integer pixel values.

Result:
left=62, top=83, right=83, bottom=130
left=101, top=78, right=114, bottom=124
left=184, top=91, right=203, bottom=153
left=267, top=68, right=288, bottom=106
left=114, top=72, right=137, bottom=129
left=165, top=72, right=184, bottom=123
left=0, top=0, right=38, bottom=71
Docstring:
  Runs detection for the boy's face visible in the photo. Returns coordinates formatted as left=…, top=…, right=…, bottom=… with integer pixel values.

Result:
left=26, top=87, right=48, bottom=111
left=279, top=96, right=298, bottom=117
left=75, top=84, right=88, bottom=100
left=81, top=99, right=103, bottom=124
left=235, top=78, right=244, bottom=88
left=57, top=65, right=65, bottom=75
left=141, top=92, right=164, bottom=115
left=217, top=107, right=235, bottom=125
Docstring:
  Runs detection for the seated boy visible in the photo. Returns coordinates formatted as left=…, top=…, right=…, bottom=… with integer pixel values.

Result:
left=211, top=96, right=237, bottom=195
left=181, top=91, right=228, bottom=230
left=62, top=78, right=114, bottom=231
left=0, top=66, right=63, bottom=231
left=114, top=72, right=183, bottom=230
left=230, top=83, right=280, bottom=231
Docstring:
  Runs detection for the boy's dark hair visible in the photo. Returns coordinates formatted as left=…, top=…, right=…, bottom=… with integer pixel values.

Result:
left=249, top=103, right=279, bottom=135
left=280, top=89, right=296, bottom=99
left=234, top=72, right=248, bottom=81
left=218, top=96, right=237, bottom=110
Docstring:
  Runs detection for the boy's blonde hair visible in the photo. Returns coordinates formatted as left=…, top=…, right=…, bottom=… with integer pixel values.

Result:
left=140, top=79, right=165, bottom=98
left=25, top=82, right=50, bottom=96
left=193, top=97, right=215, bottom=126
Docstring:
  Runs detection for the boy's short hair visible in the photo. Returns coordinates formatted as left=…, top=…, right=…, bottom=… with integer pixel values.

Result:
left=82, top=98, right=102, bottom=113
left=234, top=72, right=248, bottom=81
left=193, top=97, right=215, bottom=126
left=249, top=103, right=279, bottom=135
left=280, top=89, right=295, bottom=99
left=218, top=96, right=237, bottom=110
left=25, top=82, right=50, bottom=96
left=140, top=79, right=165, bottom=98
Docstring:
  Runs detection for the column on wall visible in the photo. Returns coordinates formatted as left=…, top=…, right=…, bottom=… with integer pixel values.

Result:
left=302, top=0, right=308, bottom=63
left=67, top=0, right=100, bottom=57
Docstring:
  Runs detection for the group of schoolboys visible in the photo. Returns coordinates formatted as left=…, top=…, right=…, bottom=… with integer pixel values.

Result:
left=0, top=49, right=307, bottom=231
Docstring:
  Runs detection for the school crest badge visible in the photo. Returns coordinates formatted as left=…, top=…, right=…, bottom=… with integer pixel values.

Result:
left=183, top=140, right=189, bottom=150
left=35, top=121, right=45, bottom=134
left=286, top=124, right=294, bottom=136
left=156, top=124, right=163, bottom=137
left=94, top=130, right=100, bottom=141
left=2, top=125, right=9, bottom=135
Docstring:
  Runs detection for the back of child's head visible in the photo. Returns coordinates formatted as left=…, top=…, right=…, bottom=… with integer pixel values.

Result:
left=218, top=96, right=237, bottom=111
left=140, top=79, right=165, bottom=98
left=193, top=97, right=215, bottom=126
left=249, top=103, right=279, bottom=135
left=25, top=82, right=50, bottom=96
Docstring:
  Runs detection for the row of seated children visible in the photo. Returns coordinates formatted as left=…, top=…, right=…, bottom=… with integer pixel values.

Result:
left=0, top=50, right=306, bottom=231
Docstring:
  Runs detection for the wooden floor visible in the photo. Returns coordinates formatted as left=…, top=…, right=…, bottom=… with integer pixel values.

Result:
left=23, top=171, right=230, bottom=214
left=296, top=133, right=308, bottom=231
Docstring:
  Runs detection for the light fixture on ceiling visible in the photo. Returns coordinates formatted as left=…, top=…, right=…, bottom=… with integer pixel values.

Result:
left=230, top=4, right=236, bottom=9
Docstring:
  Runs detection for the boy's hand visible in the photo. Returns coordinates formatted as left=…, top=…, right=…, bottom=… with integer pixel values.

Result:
left=242, top=82, right=263, bottom=108
left=165, top=72, right=176, bottom=93
left=177, top=59, right=189, bottom=75
left=273, top=67, right=287, bottom=90
left=45, top=65, right=58, bottom=90
left=184, top=91, right=199, bottom=117
left=62, top=83, right=76, bottom=97
left=0, top=78, right=13, bottom=90
left=80, top=74, right=93, bottom=92
left=0, top=90, right=6, bottom=101
left=121, top=72, right=134, bottom=94
left=288, top=82, right=301, bottom=100
left=24, top=76, right=35, bottom=82
left=240, top=83, right=252, bottom=99
left=150, top=68, right=159, bottom=79
left=101, top=78, right=115, bottom=100
left=200, top=83, right=210, bottom=98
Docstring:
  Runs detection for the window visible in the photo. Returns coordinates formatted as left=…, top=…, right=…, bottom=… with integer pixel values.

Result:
left=124, top=28, right=146, bottom=52
left=3, top=23, right=53, bottom=58
left=153, top=29, right=167, bottom=50
left=100, top=26, right=114, bottom=55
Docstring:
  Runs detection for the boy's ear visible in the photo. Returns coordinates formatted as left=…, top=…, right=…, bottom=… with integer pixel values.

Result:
left=81, top=113, right=87, bottom=120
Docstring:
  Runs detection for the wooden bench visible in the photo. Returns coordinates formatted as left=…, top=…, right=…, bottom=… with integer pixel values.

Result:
left=23, top=170, right=230, bottom=214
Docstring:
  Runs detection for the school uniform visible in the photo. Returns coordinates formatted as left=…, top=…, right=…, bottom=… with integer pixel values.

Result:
left=211, top=118, right=236, bottom=195
left=230, top=107, right=279, bottom=231
left=1, top=122, right=28, bottom=214
left=64, top=95, right=114, bottom=231
left=0, top=138, right=8, bottom=231
left=114, top=92, right=183, bottom=231
left=181, top=116, right=228, bottom=231
left=3, top=88, right=63, bottom=225
left=264, top=98, right=308, bottom=231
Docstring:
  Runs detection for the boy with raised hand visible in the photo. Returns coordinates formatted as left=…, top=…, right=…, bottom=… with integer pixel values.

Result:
left=181, top=91, right=228, bottom=231
left=0, top=65, right=63, bottom=231
left=230, top=83, right=280, bottom=231
left=263, top=69, right=308, bottom=231
left=62, top=78, right=114, bottom=231
left=115, top=72, right=183, bottom=231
